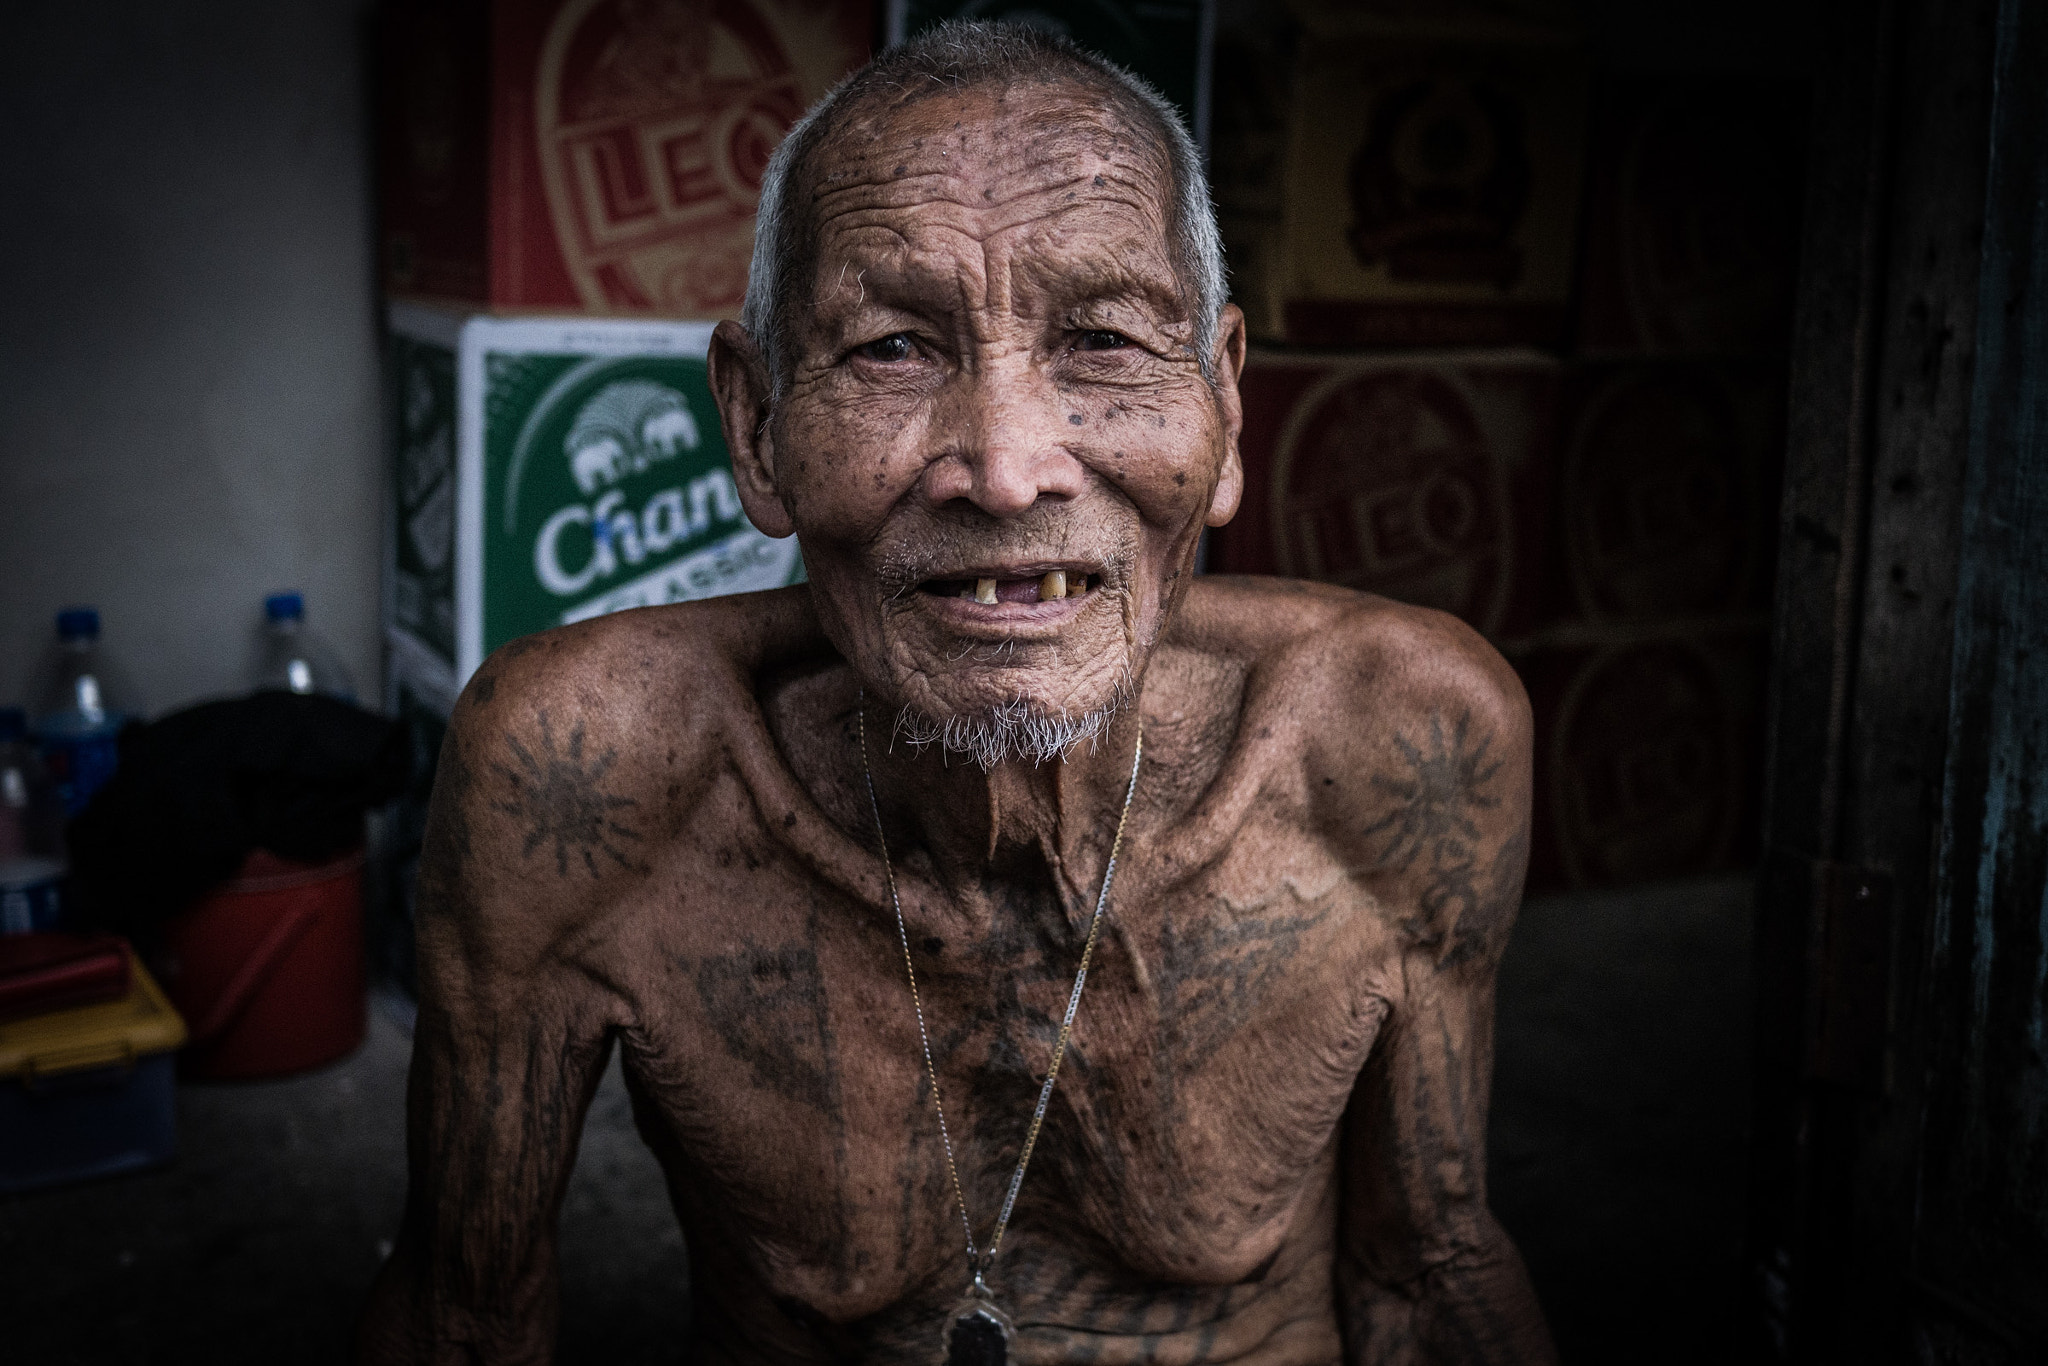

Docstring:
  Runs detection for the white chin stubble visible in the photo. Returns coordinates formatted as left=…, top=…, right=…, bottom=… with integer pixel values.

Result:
left=893, top=687, right=1129, bottom=770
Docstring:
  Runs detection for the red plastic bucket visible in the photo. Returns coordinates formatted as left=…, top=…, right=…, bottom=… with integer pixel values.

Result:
left=158, top=848, right=366, bottom=1080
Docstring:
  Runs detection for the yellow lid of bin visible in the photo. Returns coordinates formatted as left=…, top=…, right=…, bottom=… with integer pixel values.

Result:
left=0, top=959, right=188, bottom=1082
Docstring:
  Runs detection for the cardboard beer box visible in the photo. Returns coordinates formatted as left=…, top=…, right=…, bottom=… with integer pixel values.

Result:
left=1206, top=348, right=1562, bottom=643
left=378, top=302, right=802, bottom=994
left=385, top=301, right=804, bottom=706
left=884, top=0, right=1214, bottom=144
left=1232, top=1, right=1588, bottom=348
left=1573, top=78, right=1807, bottom=358
left=376, top=0, right=873, bottom=316
left=1548, top=358, right=1787, bottom=625
left=1509, top=626, right=1768, bottom=893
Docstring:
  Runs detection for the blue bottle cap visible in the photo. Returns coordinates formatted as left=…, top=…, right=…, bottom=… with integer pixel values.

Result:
left=0, top=707, right=24, bottom=742
left=56, top=607, right=100, bottom=641
left=265, top=592, right=305, bottom=622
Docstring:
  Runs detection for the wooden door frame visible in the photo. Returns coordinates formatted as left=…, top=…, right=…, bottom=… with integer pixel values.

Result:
left=1753, top=0, right=2047, bottom=1357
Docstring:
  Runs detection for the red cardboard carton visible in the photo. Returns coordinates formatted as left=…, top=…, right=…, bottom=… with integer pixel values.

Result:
left=1208, top=348, right=1563, bottom=640
left=1545, top=358, right=1786, bottom=626
left=1572, top=78, right=1807, bottom=357
left=378, top=0, right=873, bottom=315
left=1510, top=627, right=1768, bottom=891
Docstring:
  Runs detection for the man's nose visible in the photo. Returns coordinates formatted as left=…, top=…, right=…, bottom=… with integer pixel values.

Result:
left=918, top=353, right=1087, bottom=517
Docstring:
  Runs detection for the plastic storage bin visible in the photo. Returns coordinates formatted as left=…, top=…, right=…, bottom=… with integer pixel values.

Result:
left=0, top=959, right=187, bottom=1193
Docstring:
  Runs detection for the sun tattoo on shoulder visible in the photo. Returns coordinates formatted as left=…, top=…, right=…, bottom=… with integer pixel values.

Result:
left=1360, top=710, right=1510, bottom=956
left=1362, top=710, right=1502, bottom=867
left=492, top=709, right=649, bottom=878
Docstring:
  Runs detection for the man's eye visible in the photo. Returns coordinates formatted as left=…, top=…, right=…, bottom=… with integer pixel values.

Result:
left=854, top=334, right=916, bottom=363
left=1074, top=329, right=1130, bottom=352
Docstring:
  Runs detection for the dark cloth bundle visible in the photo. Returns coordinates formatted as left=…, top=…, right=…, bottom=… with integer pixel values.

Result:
left=67, top=693, right=409, bottom=933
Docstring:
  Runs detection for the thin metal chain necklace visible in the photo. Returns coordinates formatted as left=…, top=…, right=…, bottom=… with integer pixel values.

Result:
left=857, top=700, right=1143, bottom=1366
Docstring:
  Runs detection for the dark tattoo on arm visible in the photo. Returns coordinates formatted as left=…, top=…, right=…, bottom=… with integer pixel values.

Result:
left=1337, top=715, right=1551, bottom=1362
left=366, top=711, right=620, bottom=1359
left=1359, top=711, right=1515, bottom=964
left=1444, top=822, right=1528, bottom=970
left=420, top=1008, right=607, bottom=1307
left=491, top=710, right=648, bottom=878
left=1339, top=1002, right=1552, bottom=1365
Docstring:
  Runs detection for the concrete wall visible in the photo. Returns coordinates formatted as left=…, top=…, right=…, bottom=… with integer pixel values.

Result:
left=0, top=0, right=381, bottom=719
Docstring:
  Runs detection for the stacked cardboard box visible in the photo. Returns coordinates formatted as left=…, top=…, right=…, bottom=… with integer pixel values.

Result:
left=1213, top=2, right=1589, bottom=348
left=1208, top=17, right=1804, bottom=892
left=1509, top=357, right=1785, bottom=890
left=1207, top=349, right=1560, bottom=642
left=374, top=0, right=871, bottom=988
left=379, top=0, right=873, bottom=314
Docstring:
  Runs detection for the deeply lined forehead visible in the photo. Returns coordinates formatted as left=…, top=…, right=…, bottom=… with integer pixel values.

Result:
left=789, top=80, right=1185, bottom=312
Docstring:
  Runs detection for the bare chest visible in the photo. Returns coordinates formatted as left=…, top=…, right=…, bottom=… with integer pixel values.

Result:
left=608, top=817, right=1396, bottom=1325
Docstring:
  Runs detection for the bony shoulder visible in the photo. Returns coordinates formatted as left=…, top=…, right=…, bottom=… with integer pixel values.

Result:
left=1328, top=597, right=1529, bottom=734
left=443, top=608, right=750, bottom=855
left=456, top=596, right=766, bottom=731
left=1284, top=596, right=1533, bottom=872
left=1215, top=584, right=1520, bottom=712
left=1170, top=578, right=1527, bottom=741
left=1185, top=576, right=1475, bottom=657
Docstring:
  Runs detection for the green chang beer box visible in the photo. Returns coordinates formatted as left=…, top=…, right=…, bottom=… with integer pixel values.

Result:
left=885, top=0, right=1214, bottom=147
left=385, top=301, right=804, bottom=706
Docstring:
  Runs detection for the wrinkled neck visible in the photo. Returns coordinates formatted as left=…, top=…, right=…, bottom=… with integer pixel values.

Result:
left=859, top=701, right=1141, bottom=900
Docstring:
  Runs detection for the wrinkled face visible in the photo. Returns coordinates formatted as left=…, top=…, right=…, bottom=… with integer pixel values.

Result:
left=719, top=82, right=1244, bottom=746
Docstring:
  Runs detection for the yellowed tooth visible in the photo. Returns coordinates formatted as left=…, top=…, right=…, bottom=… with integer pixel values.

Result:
left=975, top=578, right=998, bottom=605
left=1039, top=570, right=1067, bottom=601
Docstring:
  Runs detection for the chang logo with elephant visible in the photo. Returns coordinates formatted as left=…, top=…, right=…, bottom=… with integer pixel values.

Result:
left=483, top=337, right=803, bottom=661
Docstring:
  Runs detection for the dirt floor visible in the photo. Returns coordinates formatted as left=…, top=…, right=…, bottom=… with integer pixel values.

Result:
left=1, top=876, right=1751, bottom=1364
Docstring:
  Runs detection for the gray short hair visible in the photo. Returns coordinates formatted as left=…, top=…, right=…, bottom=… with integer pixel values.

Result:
left=740, top=20, right=1226, bottom=395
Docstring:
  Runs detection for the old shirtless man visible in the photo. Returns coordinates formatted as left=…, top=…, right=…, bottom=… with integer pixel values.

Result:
left=360, top=22, right=1554, bottom=1366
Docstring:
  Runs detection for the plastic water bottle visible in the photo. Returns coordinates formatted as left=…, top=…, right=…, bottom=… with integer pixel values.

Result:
left=255, top=592, right=356, bottom=702
left=33, top=607, right=134, bottom=817
left=0, top=707, right=67, bottom=934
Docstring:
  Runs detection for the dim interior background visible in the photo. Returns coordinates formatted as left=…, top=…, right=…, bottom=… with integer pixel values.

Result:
left=0, top=1, right=1821, bottom=1363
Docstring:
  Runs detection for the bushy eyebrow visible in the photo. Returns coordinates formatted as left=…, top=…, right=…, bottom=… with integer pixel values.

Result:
left=1033, top=260, right=1190, bottom=325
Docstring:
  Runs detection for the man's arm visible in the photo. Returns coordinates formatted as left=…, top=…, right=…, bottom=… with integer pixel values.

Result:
left=1313, top=607, right=1556, bottom=1366
left=357, top=643, right=641, bottom=1365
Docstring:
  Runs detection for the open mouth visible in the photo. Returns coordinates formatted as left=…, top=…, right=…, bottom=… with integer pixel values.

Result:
left=916, top=569, right=1103, bottom=605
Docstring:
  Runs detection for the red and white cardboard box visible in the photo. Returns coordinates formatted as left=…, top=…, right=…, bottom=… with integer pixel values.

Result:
left=1207, top=348, right=1563, bottom=642
left=377, top=0, right=873, bottom=316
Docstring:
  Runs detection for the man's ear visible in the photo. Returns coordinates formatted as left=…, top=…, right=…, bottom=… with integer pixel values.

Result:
left=708, top=320, right=795, bottom=538
left=1206, top=303, right=1248, bottom=528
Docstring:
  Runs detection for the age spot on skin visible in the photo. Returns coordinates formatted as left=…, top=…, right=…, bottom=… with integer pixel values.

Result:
left=1069, top=413, right=1085, bottom=425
